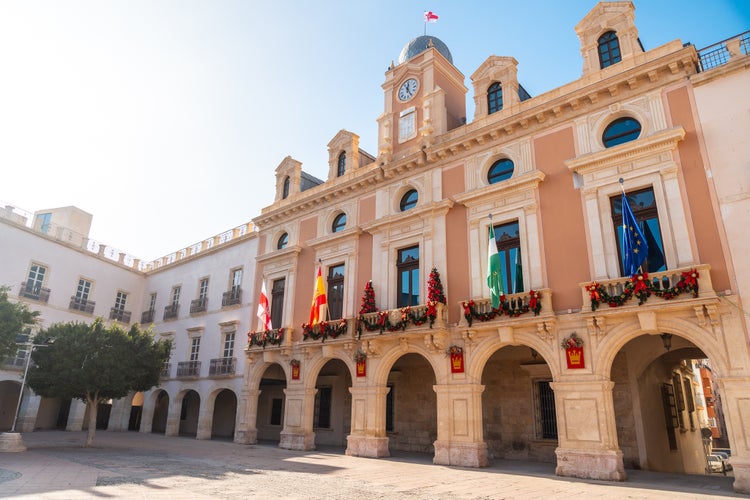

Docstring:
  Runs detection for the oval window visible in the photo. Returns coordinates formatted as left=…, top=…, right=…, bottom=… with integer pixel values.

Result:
left=487, top=158, right=514, bottom=184
left=332, top=213, right=347, bottom=233
left=602, top=117, right=641, bottom=148
left=400, top=189, right=418, bottom=211
left=277, top=233, right=289, bottom=250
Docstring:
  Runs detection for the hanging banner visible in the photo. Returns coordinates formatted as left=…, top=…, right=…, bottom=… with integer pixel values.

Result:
left=566, top=346, right=585, bottom=369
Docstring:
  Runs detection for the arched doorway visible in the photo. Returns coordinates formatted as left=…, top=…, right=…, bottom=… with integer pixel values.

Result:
left=151, top=390, right=169, bottom=434
left=179, top=390, right=201, bottom=437
left=256, top=363, right=286, bottom=443
left=481, top=345, right=558, bottom=462
left=386, top=353, right=437, bottom=454
left=611, top=334, right=723, bottom=474
left=0, top=380, right=21, bottom=431
left=211, top=389, right=237, bottom=440
left=129, top=392, right=144, bottom=431
left=313, top=358, right=351, bottom=448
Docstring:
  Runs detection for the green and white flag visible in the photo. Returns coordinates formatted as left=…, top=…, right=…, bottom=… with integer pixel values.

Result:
left=487, top=224, right=503, bottom=309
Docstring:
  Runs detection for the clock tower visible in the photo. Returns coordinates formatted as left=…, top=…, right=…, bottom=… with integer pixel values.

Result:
left=378, top=36, right=467, bottom=165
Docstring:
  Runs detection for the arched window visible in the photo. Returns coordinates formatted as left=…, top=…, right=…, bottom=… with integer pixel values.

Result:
left=277, top=233, right=288, bottom=250
left=337, top=152, right=346, bottom=177
left=400, top=189, right=418, bottom=211
left=282, top=176, right=290, bottom=199
left=602, top=117, right=641, bottom=148
left=598, top=31, right=621, bottom=69
left=487, top=158, right=514, bottom=184
left=488, top=82, right=503, bottom=114
left=332, top=213, right=347, bottom=233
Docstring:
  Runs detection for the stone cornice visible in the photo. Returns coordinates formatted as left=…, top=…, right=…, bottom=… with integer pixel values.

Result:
left=453, top=171, right=546, bottom=207
left=360, top=199, right=454, bottom=234
left=565, top=126, right=685, bottom=176
left=424, top=42, right=696, bottom=164
left=255, top=244, right=302, bottom=264
left=307, top=227, right=363, bottom=250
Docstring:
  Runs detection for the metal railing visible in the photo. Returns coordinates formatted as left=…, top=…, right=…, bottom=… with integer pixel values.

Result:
left=222, top=288, right=242, bottom=307
left=176, top=360, right=201, bottom=377
left=69, top=296, right=95, bottom=314
left=209, top=357, right=236, bottom=376
left=190, top=297, right=208, bottom=314
left=697, top=31, right=750, bottom=71
left=109, top=308, right=132, bottom=324
left=141, top=309, right=155, bottom=324
left=163, top=303, right=179, bottom=320
left=19, top=282, right=51, bottom=303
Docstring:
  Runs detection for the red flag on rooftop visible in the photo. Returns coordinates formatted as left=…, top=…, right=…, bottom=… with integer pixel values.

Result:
left=257, top=281, right=272, bottom=331
left=309, top=265, right=328, bottom=326
left=424, top=11, right=439, bottom=23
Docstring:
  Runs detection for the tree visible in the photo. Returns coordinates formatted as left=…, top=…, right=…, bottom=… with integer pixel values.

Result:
left=27, top=319, right=171, bottom=446
left=0, top=286, right=39, bottom=360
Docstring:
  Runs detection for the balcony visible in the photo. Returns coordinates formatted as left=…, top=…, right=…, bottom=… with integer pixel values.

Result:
left=109, top=308, right=132, bottom=324
left=301, top=318, right=354, bottom=344
left=222, top=288, right=242, bottom=307
left=176, top=360, right=201, bottom=378
left=19, top=282, right=50, bottom=303
left=209, top=357, right=236, bottom=376
left=163, top=303, right=179, bottom=321
left=190, top=297, right=208, bottom=314
left=579, top=264, right=714, bottom=313
left=358, top=302, right=450, bottom=336
left=247, top=327, right=289, bottom=350
left=69, top=296, right=95, bottom=314
left=161, top=362, right=172, bottom=378
left=141, top=309, right=155, bottom=324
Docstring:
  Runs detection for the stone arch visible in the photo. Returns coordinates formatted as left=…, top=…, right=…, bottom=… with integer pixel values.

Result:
left=595, top=317, right=729, bottom=379
left=209, top=388, right=238, bottom=440
left=302, top=350, right=356, bottom=390
left=467, top=330, right=561, bottom=381
left=372, top=341, right=444, bottom=386
left=247, top=359, right=290, bottom=390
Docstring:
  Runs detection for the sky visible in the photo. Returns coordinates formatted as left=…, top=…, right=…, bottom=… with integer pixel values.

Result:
left=1, top=1, right=748, bottom=261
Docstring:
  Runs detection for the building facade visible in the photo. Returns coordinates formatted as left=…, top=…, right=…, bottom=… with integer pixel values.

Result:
left=2, top=1, right=749, bottom=494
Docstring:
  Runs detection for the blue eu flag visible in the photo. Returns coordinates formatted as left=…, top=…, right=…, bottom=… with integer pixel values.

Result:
left=622, top=192, right=648, bottom=276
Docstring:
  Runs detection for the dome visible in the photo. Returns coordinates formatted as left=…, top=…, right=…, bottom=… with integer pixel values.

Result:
left=397, top=36, right=453, bottom=65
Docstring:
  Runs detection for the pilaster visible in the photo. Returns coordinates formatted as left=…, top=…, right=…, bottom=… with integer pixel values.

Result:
left=278, top=387, right=317, bottom=451
left=345, top=385, right=390, bottom=458
left=432, top=383, right=488, bottom=467
left=717, top=376, right=750, bottom=493
left=65, top=400, right=86, bottom=432
left=235, top=389, right=260, bottom=444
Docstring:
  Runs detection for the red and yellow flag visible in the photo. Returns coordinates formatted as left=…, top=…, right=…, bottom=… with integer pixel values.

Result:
left=309, top=266, right=328, bottom=326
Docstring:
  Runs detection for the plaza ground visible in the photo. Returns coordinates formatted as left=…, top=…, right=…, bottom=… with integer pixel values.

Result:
left=0, top=431, right=742, bottom=499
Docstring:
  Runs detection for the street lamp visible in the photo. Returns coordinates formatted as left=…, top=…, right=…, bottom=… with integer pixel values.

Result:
left=0, top=338, right=53, bottom=452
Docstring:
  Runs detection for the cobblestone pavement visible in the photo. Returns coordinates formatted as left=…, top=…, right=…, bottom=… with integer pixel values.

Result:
left=0, top=431, right=742, bottom=499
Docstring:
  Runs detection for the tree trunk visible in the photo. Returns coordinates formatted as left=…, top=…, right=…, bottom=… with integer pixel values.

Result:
left=85, top=395, right=99, bottom=447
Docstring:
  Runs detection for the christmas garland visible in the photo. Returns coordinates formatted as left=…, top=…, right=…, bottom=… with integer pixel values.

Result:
left=247, top=328, right=285, bottom=348
left=461, top=290, right=542, bottom=327
left=357, top=302, right=440, bottom=337
left=586, top=270, right=699, bottom=312
left=301, top=319, right=348, bottom=342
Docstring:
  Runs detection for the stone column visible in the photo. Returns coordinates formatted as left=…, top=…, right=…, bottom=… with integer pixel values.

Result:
left=16, top=393, right=41, bottom=432
left=196, top=402, right=213, bottom=440
left=279, top=387, right=316, bottom=450
left=551, top=380, right=626, bottom=481
left=66, top=400, right=87, bottom=431
left=140, top=397, right=154, bottom=433
left=235, top=389, right=260, bottom=444
left=107, top=397, right=131, bottom=431
left=433, top=383, right=488, bottom=467
left=345, top=385, right=390, bottom=458
left=164, top=398, right=181, bottom=437
left=717, top=376, right=750, bottom=493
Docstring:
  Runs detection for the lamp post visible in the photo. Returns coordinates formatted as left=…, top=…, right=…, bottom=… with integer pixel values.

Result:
left=0, top=339, right=52, bottom=452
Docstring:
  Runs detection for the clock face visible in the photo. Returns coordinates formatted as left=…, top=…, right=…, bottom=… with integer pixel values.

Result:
left=398, top=78, right=418, bottom=101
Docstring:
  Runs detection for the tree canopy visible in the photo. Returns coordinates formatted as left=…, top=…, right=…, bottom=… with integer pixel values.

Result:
left=27, top=318, right=171, bottom=445
left=0, top=286, right=39, bottom=360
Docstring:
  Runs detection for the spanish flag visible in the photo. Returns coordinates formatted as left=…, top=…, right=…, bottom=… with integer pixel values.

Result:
left=309, top=266, right=328, bottom=326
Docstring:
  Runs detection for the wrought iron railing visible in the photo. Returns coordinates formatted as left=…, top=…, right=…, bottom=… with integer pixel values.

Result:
left=109, top=308, right=132, bottom=324
left=222, top=288, right=242, bottom=307
left=190, top=297, right=208, bottom=314
left=697, top=31, right=750, bottom=71
left=163, top=303, right=179, bottom=320
left=69, top=296, right=95, bottom=314
left=176, top=360, right=201, bottom=377
left=209, top=357, right=236, bottom=376
left=19, top=282, right=51, bottom=303
left=141, top=309, right=155, bottom=324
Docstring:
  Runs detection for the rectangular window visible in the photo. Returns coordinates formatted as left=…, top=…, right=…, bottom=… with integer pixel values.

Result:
left=37, top=213, right=52, bottom=234
left=199, top=278, right=209, bottom=300
left=535, top=380, right=558, bottom=439
left=148, top=293, right=157, bottom=311
left=231, top=268, right=243, bottom=293
left=271, top=278, right=285, bottom=329
left=327, top=264, right=345, bottom=320
left=171, top=286, right=181, bottom=306
left=26, top=264, right=46, bottom=290
left=71, top=278, right=95, bottom=313
left=314, top=386, right=332, bottom=429
left=683, top=377, right=696, bottom=431
left=661, top=383, right=678, bottom=450
left=270, top=398, right=283, bottom=426
left=114, top=291, right=127, bottom=311
left=189, top=336, right=201, bottom=362
left=492, top=221, right=524, bottom=294
left=386, top=384, right=394, bottom=432
left=76, top=279, right=92, bottom=301
left=398, top=107, right=416, bottom=143
left=397, top=246, right=420, bottom=307
left=611, top=187, right=666, bottom=276
left=223, top=332, right=235, bottom=358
